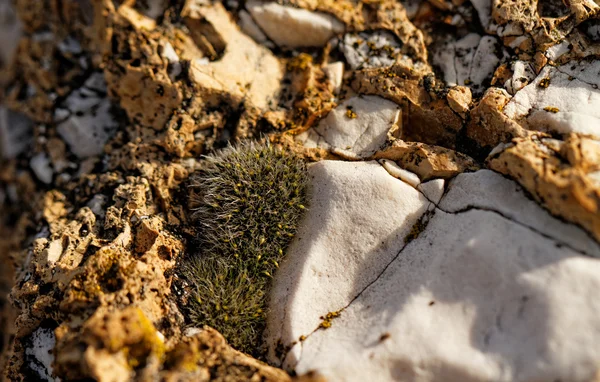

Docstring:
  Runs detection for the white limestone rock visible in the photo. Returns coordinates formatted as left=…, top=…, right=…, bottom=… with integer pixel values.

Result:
left=503, top=60, right=600, bottom=139
left=323, top=62, right=344, bottom=95
left=432, top=33, right=508, bottom=96
left=25, top=328, right=56, bottom=381
left=504, top=60, right=536, bottom=95
left=30, top=153, right=53, bottom=184
left=297, top=96, right=400, bottom=157
left=56, top=73, right=118, bottom=158
left=271, top=169, right=600, bottom=381
left=338, top=31, right=403, bottom=70
left=439, top=170, right=600, bottom=257
left=246, top=1, right=344, bottom=48
left=266, top=160, right=430, bottom=366
left=0, top=107, right=33, bottom=159
left=238, top=9, right=269, bottom=45
left=470, top=0, right=492, bottom=30
left=379, top=159, right=420, bottom=187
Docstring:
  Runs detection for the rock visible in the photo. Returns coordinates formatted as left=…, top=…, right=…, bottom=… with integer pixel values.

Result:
left=323, top=62, right=344, bottom=95
left=238, top=9, right=269, bottom=45
left=25, top=328, right=56, bottom=381
left=339, top=31, right=404, bottom=70
left=372, top=140, right=479, bottom=181
left=30, top=153, right=53, bottom=184
left=503, top=60, right=537, bottom=95
left=266, top=160, right=431, bottom=366
left=56, top=73, right=118, bottom=158
left=446, top=86, right=472, bottom=117
left=432, top=33, right=508, bottom=96
left=297, top=96, right=400, bottom=158
left=0, top=107, right=33, bottom=159
left=245, top=1, right=344, bottom=48
left=488, top=133, right=600, bottom=243
left=379, top=159, right=421, bottom=187
left=503, top=60, right=600, bottom=139
left=417, top=178, right=445, bottom=205
left=274, top=169, right=600, bottom=381
left=162, top=326, right=292, bottom=381
left=465, top=87, right=527, bottom=157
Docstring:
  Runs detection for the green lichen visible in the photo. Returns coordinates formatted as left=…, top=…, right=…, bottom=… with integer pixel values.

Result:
left=184, top=141, right=309, bottom=356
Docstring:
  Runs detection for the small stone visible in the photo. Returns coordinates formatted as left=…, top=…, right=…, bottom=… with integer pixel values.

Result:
left=323, top=62, right=344, bottom=95
left=25, top=328, right=56, bottom=381
left=246, top=1, right=344, bottom=48
left=310, top=96, right=401, bottom=157
left=338, top=31, right=403, bottom=70
left=30, top=153, right=53, bottom=184
left=379, top=159, right=421, bottom=187
left=56, top=74, right=118, bottom=158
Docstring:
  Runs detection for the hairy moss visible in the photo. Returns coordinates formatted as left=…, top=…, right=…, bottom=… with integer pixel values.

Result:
left=184, top=141, right=309, bottom=356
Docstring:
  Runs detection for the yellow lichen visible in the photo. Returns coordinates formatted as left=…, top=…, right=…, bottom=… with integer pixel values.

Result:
left=318, top=310, right=342, bottom=329
left=543, top=106, right=559, bottom=113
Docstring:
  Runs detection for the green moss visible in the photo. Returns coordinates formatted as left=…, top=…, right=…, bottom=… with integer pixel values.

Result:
left=184, top=141, right=309, bottom=356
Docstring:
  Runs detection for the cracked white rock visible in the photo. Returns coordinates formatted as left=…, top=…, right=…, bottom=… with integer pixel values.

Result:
left=432, top=33, right=508, bottom=96
left=25, top=327, right=56, bottom=381
left=276, top=169, right=600, bottom=381
left=56, top=73, right=118, bottom=158
left=503, top=60, right=600, bottom=139
left=266, top=160, right=430, bottom=366
left=246, top=0, right=344, bottom=48
left=0, top=107, right=33, bottom=159
left=297, top=96, right=400, bottom=157
left=339, top=31, right=404, bottom=70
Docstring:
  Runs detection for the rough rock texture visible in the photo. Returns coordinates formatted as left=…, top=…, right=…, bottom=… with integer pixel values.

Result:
left=0, top=0, right=599, bottom=380
left=272, top=169, right=600, bottom=381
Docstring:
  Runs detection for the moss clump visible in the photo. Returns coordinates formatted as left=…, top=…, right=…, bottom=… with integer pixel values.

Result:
left=185, top=141, right=309, bottom=356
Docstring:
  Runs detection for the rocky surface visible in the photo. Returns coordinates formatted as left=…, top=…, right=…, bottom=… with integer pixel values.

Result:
left=272, top=168, right=600, bottom=381
left=0, top=0, right=599, bottom=381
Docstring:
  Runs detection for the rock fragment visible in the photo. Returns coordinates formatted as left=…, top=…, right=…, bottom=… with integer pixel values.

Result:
left=503, top=60, right=600, bottom=139
left=297, top=96, right=400, bottom=157
left=432, top=33, right=508, bottom=96
left=488, top=133, right=600, bottom=243
left=245, top=1, right=344, bottom=48
left=55, top=73, right=118, bottom=158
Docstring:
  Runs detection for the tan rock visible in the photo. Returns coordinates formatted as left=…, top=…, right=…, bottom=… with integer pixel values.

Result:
left=161, top=327, right=291, bottom=382
left=466, top=87, right=527, bottom=157
left=488, top=133, right=600, bottom=242
left=372, top=139, right=478, bottom=181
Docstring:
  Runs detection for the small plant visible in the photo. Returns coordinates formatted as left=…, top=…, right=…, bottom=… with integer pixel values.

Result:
left=184, top=141, right=309, bottom=356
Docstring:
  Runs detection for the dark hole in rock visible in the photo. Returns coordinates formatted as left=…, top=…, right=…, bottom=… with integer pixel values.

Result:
left=538, top=0, right=570, bottom=18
